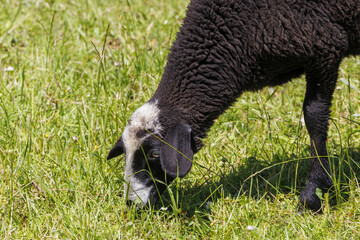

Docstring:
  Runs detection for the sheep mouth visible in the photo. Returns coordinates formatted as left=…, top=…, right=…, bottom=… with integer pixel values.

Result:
left=125, top=185, right=162, bottom=207
left=125, top=177, right=170, bottom=208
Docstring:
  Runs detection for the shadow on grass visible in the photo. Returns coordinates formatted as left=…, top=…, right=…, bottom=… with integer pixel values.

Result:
left=157, top=147, right=360, bottom=217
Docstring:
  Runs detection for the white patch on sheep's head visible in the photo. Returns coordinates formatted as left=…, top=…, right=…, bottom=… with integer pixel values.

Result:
left=122, top=102, right=162, bottom=204
left=107, top=101, right=194, bottom=207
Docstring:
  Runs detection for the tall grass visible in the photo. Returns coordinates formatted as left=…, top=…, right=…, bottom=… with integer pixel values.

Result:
left=1, top=0, right=360, bottom=238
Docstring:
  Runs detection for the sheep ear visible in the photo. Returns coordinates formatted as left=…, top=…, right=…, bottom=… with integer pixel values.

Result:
left=107, top=136, right=125, bottom=160
left=160, top=123, right=193, bottom=178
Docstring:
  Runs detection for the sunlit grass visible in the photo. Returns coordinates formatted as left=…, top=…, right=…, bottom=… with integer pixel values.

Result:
left=1, top=0, right=360, bottom=238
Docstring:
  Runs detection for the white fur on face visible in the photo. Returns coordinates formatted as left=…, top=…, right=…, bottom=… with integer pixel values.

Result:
left=121, top=101, right=162, bottom=205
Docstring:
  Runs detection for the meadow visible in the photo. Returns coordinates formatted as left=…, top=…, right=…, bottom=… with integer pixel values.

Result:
left=1, top=0, right=360, bottom=238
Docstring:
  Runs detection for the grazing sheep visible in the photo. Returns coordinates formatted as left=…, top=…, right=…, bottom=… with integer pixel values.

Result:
left=108, top=0, right=360, bottom=211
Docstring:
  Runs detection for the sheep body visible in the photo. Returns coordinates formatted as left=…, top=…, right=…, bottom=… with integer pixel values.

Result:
left=154, top=0, right=359, bottom=151
left=108, top=0, right=360, bottom=210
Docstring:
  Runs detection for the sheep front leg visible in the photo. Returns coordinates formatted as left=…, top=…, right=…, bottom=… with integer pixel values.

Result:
left=299, top=61, right=340, bottom=211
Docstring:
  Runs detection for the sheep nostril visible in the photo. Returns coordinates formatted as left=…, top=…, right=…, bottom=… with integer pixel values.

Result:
left=126, top=200, right=134, bottom=206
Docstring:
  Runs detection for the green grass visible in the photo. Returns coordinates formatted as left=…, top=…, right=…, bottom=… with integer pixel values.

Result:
left=1, top=0, right=360, bottom=238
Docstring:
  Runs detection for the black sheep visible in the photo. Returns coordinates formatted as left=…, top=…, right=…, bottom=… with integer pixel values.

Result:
left=108, top=0, right=360, bottom=211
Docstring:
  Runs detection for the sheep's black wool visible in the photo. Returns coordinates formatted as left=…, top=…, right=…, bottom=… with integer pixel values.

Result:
left=108, top=0, right=360, bottom=211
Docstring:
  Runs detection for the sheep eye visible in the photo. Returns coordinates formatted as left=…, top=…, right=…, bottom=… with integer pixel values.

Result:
left=151, top=150, right=160, bottom=158
left=149, top=149, right=160, bottom=159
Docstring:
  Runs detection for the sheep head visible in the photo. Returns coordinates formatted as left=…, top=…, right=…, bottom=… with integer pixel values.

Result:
left=107, top=101, right=194, bottom=206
